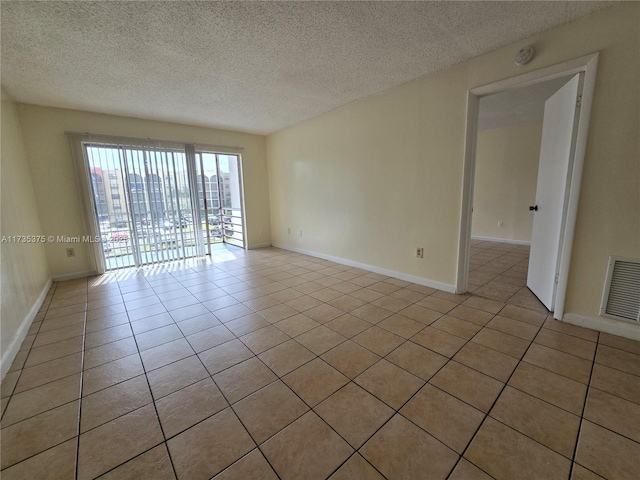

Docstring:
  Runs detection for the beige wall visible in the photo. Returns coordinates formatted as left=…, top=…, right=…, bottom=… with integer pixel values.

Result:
left=16, top=106, right=271, bottom=278
left=1, top=90, right=51, bottom=366
left=267, top=3, right=640, bottom=320
left=471, top=122, right=542, bottom=243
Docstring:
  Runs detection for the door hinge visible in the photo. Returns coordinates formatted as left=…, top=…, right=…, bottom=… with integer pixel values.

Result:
left=576, top=95, right=582, bottom=108
left=555, top=273, right=560, bottom=285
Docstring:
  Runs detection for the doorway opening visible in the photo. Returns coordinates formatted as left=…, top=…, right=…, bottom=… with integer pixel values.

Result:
left=467, top=75, right=575, bottom=312
left=84, top=141, right=245, bottom=271
left=196, top=152, right=246, bottom=251
left=457, top=53, right=599, bottom=320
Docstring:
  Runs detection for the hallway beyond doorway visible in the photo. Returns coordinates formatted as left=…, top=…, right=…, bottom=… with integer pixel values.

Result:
left=469, top=240, right=547, bottom=314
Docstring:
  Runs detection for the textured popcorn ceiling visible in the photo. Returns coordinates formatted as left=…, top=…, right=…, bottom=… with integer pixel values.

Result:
left=1, top=1, right=610, bottom=134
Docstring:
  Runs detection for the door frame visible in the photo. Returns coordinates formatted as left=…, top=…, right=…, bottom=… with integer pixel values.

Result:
left=195, top=150, right=248, bottom=251
left=456, top=53, right=599, bottom=320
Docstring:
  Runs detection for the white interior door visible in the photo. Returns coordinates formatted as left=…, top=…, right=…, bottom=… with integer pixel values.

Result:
left=527, top=74, right=581, bottom=311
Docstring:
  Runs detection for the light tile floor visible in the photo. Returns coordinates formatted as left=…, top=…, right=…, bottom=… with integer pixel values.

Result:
left=1, top=245, right=639, bottom=479
left=468, top=240, right=549, bottom=313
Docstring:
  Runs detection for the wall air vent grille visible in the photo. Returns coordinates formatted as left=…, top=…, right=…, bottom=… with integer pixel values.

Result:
left=600, top=257, right=640, bottom=323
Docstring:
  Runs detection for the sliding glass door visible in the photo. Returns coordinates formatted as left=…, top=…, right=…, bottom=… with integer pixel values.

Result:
left=196, top=152, right=245, bottom=252
left=84, top=141, right=244, bottom=270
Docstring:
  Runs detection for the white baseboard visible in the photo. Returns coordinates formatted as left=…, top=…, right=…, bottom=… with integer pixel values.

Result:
left=1, top=278, right=53, bottom=381
left=247, top=242, right=273, bottom=250
left=272, top=243, right=456, bottom=293
left=471, top=236, right=531, bottom=246
left=52, top=270, right=97, bottom=282
left=562, top=313, right=640, bottom=341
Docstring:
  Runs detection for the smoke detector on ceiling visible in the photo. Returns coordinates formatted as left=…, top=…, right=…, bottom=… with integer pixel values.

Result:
left=514, top=46, right=535, bottom=66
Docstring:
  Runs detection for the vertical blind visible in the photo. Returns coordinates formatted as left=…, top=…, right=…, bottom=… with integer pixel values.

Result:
left=68, top=132, right=244, bottom=271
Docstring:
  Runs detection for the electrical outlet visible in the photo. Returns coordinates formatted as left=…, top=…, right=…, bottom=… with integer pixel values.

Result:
left=66, top=248, right=75, bottom=257
left=287, top=228, right=291, bottom=235
left=416, top=248, right=424, bottom=258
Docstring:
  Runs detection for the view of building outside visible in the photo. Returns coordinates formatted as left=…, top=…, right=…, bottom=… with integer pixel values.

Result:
left=196, top=152, right=243, bottom=246
left=91, top=167, right=233, bottom=226
left=86, top=145, right=244, bottom=269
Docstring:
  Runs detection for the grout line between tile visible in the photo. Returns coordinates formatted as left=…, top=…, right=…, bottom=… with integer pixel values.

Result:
left=119, top=278, right=182, bottom=480
left=4, top=246, right=638, bottom=479
left=444, top=313, right=546, bottom=478
left=568, top=331, right=599, bottom=480
left=74, top=280, right=89, bottom=480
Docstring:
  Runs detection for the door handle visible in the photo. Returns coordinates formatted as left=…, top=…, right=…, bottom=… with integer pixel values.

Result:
left=529, top=205, right=538, bottom=211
